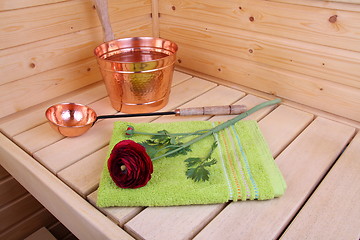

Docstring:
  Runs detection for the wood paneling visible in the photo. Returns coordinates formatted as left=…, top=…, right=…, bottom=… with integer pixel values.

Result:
left=0, top=0, right=151, bottom=49
left=159, top=0, right=360, bottom=51
left=1, top=15, right=152, bottom=85
left=174, top=43, right=360, bottom=121
left=0, top=0, right=68, bottom=11
left=160, top=16, right=360, bottom=89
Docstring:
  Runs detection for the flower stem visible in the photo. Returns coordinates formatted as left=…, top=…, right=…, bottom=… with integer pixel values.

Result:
left=152, top=98, right=281, bottom=161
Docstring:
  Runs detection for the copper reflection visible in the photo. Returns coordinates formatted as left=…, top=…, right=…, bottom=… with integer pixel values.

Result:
left=45, top=103, right=97, bottom=137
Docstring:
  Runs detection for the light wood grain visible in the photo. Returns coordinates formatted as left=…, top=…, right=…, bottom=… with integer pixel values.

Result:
left=281, top=132, right=360, bottom=240
left=210, top=95, right=277, bottom=123
left=0, top=0, right=67, bottom=11
left=123, top=98, right=313, bottom=240
left=0, top=83, right=107, bottom=137
left=87, top=191, right=143, bottom=228
left=10, top=71, right=191, bottom=153
left=0, top=0, right=151, bottom=49
left=58, top=84, right=237, bottom=198
left=0, top=58, right=101, bottom=118
left=269, top=0, right=360, bottom=11
left=58, top=146, right=108, bottom=197
left=34, top=78, right=217, bottom=173
left=194, top=117, right=355, bottom=239
left=175, top=43, right=360, bottom=122
left=0, top=133, right=134, bottom=240
left=159, top=0, right=360, bottom=52
left=151, top=0, right=160, bottom=37
left=160, top=15, right=360, bottom=89
left=259, top=105, right=314, bottom=158
left=154, top=85, right=245, bottom=123
left=13, top=97, right=115, bottom=155
left=177, top=67, right=360, bottom=129
left=1, top=15, right=152, bottom=85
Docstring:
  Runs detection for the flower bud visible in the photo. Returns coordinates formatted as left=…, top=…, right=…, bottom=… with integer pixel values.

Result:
left=125, top=126, right=135, bottom=136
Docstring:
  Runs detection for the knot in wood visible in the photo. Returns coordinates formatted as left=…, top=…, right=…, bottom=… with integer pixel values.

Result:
left=329, top=15, right=337, bottom=23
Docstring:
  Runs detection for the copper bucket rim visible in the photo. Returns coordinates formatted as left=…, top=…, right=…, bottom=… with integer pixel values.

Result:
left=93, top=36, right=178, bottom=64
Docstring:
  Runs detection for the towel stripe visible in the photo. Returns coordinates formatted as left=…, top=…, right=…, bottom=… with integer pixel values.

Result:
left=225, top=127, right=251, bottom=200
left=231, top=125, right=259, bottom=199
left=212, top=122, right=234, bottom=200
left=218, top=127, right=242, bottom=200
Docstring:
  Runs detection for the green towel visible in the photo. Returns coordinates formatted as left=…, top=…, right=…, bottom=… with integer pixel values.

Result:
left=97, top=120, right=286, bottom=207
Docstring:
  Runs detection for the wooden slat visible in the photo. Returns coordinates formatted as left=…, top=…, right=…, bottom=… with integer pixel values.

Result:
left=11, top=71, right=192, bottom=154
left=153, top=85, right=245, bottom=123
left=123, top=100, right=313, bottom=240
left=171, top=71, right=193, bottom=86
left=177, top=66, right=360, bottom=129
left=58, top=147, right=108, bottom=197
left=281, top=132, right=360, bottom=240
left=0, top=209, right=58, bottom=240
left=1, top=15, right=152, bottom=85
left=210, top=95, right=277, bottom=123
left=0, top=133, right=134, bottom=240
left=34, top=78, right=217, bottom=173
left=258, top=105, right=314, bottom=158
left=0, top=176, right=28, bottom=207
left=87, top=191, right=143, bottom=228
left=0, top=194, right=44, bottom=233
left=24, top=227, right=56, bottom=240
left=84, top=86, right=244, bottom=229
left=0, top=0, right=151, bottom=49
left=0, top=83, right=107, bottom=137
left=159, top=0, right=360, bottom=52
left=13, top=97, right=115, bottom=155
left=160, top=15, right=360, bottom=89
left=193, top=117, right=355, bottom=239
left=58, top=84, right=240, bottom=197
left=0, top=58, right=102, bottom=118
left=175, top=43, right=360, bottom=122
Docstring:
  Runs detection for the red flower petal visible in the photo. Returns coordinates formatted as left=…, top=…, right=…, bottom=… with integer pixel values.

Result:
left=108, top=140, right=153, bottom=189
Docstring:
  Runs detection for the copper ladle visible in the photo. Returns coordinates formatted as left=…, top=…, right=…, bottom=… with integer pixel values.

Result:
left=45, top=103, right=247, bottom=137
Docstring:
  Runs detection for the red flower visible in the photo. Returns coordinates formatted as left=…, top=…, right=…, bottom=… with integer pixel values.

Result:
left=107, top=140, right=153, bottom=189
left=125, top=126, right=134, bottom=136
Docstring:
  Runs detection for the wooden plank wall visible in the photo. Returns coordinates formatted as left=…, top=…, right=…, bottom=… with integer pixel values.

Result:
left=0, top=0, right=153, bottom=119
left=0, top=0, right=153, bottom=238
left=158, top=0, right=360, bottom=122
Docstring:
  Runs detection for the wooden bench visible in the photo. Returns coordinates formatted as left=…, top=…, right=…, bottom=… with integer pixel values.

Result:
left=1, top=0, right=359, bottom=239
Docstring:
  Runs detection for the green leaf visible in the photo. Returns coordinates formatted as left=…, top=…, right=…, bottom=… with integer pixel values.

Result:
left=165, top=145, right=192, bottom=158
left=139, top=141, right=158, bottom=158
left=203, top=159, right=217, bottom=167
left=186, top=166, right=210, bottom=182
left=184, top=157, right=202, bottom=167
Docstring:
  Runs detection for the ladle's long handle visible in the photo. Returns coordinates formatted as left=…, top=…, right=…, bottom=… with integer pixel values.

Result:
left=176, top=105, right=247, bottom=116
left=96, top=105, right=247, bottom=120
left=92, top=0, right=115, bottom=42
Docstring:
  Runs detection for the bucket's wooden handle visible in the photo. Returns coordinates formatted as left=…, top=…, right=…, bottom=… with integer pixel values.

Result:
left=92, top=0, right=115, bottom=42
left=175, top=105, right=247, bottom=116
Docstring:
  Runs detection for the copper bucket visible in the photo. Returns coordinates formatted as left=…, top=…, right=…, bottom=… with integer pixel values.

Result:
left=94, top=37, right=178, bottom=113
